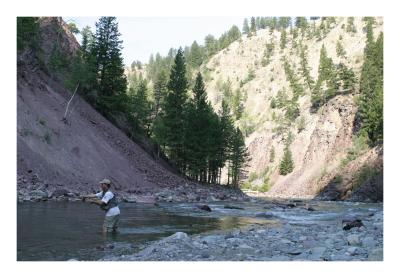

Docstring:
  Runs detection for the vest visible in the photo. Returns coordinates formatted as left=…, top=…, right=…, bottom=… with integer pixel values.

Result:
left=100, top=190, right=118, bottom=212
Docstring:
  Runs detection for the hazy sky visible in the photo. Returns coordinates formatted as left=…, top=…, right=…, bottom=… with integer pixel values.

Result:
left=63, top=17, right=244, bottom=66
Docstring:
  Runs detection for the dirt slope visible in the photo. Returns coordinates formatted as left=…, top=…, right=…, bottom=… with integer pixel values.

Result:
left=15, top=18, right=179, bottom=198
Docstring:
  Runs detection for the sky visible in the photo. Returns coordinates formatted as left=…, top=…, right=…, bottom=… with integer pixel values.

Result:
left=63, top=17, right=244, bottom=66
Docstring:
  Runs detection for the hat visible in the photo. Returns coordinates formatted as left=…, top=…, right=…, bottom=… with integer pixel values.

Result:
left=99, top=178, right=111, bottom=185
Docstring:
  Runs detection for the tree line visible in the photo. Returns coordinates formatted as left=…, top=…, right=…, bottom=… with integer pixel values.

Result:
left=41, top=17, right=249, bottom=187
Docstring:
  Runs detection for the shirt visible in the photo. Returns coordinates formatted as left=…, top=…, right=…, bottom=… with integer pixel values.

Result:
left=95, top=191, right=120, bottom=217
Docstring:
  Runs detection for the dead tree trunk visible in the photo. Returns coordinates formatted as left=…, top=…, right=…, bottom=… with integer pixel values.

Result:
left=63, top=83, right=79, bottom=123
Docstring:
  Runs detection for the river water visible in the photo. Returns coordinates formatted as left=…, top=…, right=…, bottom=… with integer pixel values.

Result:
left=17, top=200, right=382, bottom=261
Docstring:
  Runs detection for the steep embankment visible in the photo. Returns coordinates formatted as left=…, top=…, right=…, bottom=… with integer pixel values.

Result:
left=202, top=17, right=383, bottom=201
left=17, top=18, right=246, bottom=202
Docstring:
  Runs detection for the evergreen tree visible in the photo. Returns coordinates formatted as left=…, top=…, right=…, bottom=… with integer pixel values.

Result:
left=17, top=17, right=39, bottom=51
left=218, top=100, right=235, bottom=185
left=280, top=29, right=287, bottom=50
left=187, top=40, right=204, bottom=68
left=153, top=69, right=168, bottom=119
left=250, top=17, right=257, bottom=36
left=204, top=34, right=218, bottom=57
left=312, top=44, right=337, bottom=108
left=269, top=146, right=275, bottom=162
left=336, top=40, right=346, bottom=58
left=358, top=31, right=383, bottom=144
left=278, top=17, right=291, bottom=30
left=299, top=45, right=314, bottom=90
left=161, top=48, right=189, bottom=170
left=80, top=26, right=94, bottom=58
left=129, top=80, right=152, bottom=135
left=242, top=18, right=250, bottom=35
left=228, top=127, right=249, bottom=187
left=346, top=17, right=357, bottom=33
left=92, top=17, right=127, bottom=115
left=184, top=73, right=210, bottom=181
left=279, top=145, right=294, bottom=175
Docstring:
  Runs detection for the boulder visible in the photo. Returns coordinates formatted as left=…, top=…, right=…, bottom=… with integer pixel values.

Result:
left=197, top=204, right=212, bottom=212
left=347, top=234, right=361, bottom=246
left=166, top=232, right=189, bottom=241
left=342, top=218, right=364, bottom=230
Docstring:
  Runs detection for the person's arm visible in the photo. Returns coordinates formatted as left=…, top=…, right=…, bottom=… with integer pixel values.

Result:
left=86, top=198, right=105, bottom=205
left=82, top=193, right=97, bottom=198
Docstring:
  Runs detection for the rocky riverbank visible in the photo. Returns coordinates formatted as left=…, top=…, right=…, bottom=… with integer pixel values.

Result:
left=102, top=204, right=383, bottom=261
left=17, top=174, right=249, bottom=204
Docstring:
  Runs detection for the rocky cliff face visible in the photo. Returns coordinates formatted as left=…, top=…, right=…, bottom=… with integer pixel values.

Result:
left=202, top=17, right=383, bottom=201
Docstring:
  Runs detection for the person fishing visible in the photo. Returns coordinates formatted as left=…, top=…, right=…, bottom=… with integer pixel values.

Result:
left=83, top=178, right=120, bottom=234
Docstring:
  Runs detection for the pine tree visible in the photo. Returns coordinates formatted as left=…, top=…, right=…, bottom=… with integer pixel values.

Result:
left=312, top=44, right=337, bottom=108
left=187, top=40, right=204, bottom=68
left=358, top=31, right=383, bottom=144
left=336, top=40, right=346, bottom=58
left=80, top=26, right=94, bottom=59
left=153, top=69, right=168, bottom=119
left=204, top=34, right=218, bottom=57
left=17, top=17, right=39, bottom=51
left=280, top=29, right=287, bottom=50
left=269, top=146, right=275, bottom=162
left=250, top=17, right=257, bottom=36
left=129, top=80, right=152, bottom=135
left=228, top=127, right=249, bottom=187
left=279, top=145, right=294, bottom=175
left=218, top=100, right=235, bottom=185
left=184, top=73, right=210, bottom=181
left=299, top=45, right=314, bottom=90
left=346, top=17, right=357, bottom=33
left=242, top=18, right=250, bottom=35
left=92, top=17, right=127, bottom=115
left=161, top=48, right=189, bottom=170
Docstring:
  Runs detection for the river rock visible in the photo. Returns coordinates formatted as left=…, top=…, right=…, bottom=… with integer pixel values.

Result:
left=347, top=234, right=361, bottom=246
left=51, top=189, right=69, bottom=198
left=197, top=204, right=212, bottom=212
left=30, top=189, right=48, bottom=200
left=367, top=248, right=383, bottom=261
left=309, top=247, right=327, bottom=260
left=167, top=232, right=189, bottom=241
left=202, top=235, right=224, bottom=245
left=362, top=237, right=376, bottom=248
left=342, top=218, right=364, bottom=230
left=347, top=247, right=362, bottom=256
left=124, top=196, right=137, bottom=203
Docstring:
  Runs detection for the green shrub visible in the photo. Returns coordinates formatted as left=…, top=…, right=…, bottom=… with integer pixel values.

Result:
left=352, top=165, right=379, bottom=189
left=248, top=172, right=258, bottom=182
left=259, top=176, right=271, bottom=192
left=341, top=133, right=370, bottom=167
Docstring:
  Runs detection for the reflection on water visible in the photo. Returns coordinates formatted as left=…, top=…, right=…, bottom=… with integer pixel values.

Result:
left=17, top=200, right=382, bottom=261
left=17, top=202, right=267, bottom=261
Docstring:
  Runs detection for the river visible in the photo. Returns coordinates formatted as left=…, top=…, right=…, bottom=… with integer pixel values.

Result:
left=17, top=200, right=383, bottom=261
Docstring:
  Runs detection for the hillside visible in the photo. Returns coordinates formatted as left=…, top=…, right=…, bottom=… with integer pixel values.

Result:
left=201, top=17, right=383, bottom=201
left=17, top=17, right=246, bottom=202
